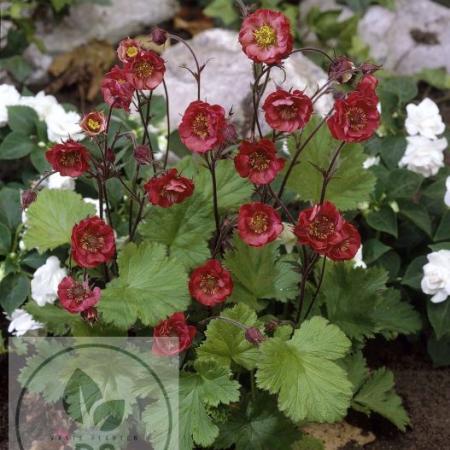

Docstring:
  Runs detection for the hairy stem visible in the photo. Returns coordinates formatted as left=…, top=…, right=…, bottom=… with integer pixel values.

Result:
left=303, top=256, right=327, bottom=320
left=162, top=79, right=171, bottom=169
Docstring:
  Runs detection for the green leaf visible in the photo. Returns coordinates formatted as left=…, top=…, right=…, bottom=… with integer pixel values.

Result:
left=398, top=200, right=432, bottom=236
left=99, top=242, right=190, bottom=329
left=286, top=118, right=375, bottom=210
left=385, top=169, right=423, bottom=199
left=402, top=256, right=427, bottom=290
left=93, top=399, right=125, bottom=431
left=291, top=434, right=324, bottom=450
left=0, top=223, right=12, bottom=255
left=24, top=189, right=95, bottom=253
left=353, top=368, right=409, bottom=431
left=340, top=351, right=369, bottom=394
left=0, top=273, right=29, bottom=314
left=415, top=68, right=450, bottom=90
left=375, top=136, right=406, bottom=169
left=256, top=317, right=352, bottom=422
left=224, top=236, right=298, bottom=309
left=363, top=239, right=391, bottom=264
left=434, top=210, right=450, bottom=242
left=428, top=300, right=450, bottom=340
left=139, top=193, right=215, bottom=270
left=0, top=56, right=32, bottom=82
left=197, top=304, right=262, bottom=370
left=427, top=335, right=450, bottom=367
left=7, top=105, right=39, bottom=134
left=204, top=0, right=239, bottom=25
left=366, top=206, right=398, bottom=238
left=0, top=131, right=37, bottom=160
left=0, top=187, right=21, bottom=230
left=214, top=394, right=301, bottom=450
left=378, top=77, right=418, bottom=104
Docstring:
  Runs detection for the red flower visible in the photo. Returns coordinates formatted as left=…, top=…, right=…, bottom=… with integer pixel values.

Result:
left=101, top=65, right=134, bottom=111
left=238, top=202, right=283, bottom=247
left=80, top=111, right=106, bottom=136
left=356, top=74, right=378, bottom=96
left=234, top=139, right=285, bottom=185
left=262, top=89, right=313, bottom=133
left=327, top=88, right=380, bottom=143
left=144, top=169, right=194, bottom=208
left=71, top=217, right=116, bottom=268
left=57, top=276, right=101, bottom=313
left=117, top=37, right=141, bottom=63
left=125, top=50, right=165, bottom=90
left=152, top=312, right=197, bottom=356
left=239, top=9, right=293, bottom=65
left=326, top=222, right=360, bottom=261
left=179, top=100, right=226, bottom=153
left=294, top=201, right=344, bottom=254
left=46, top=139, right=90, bottom=177
left=189, top=259, right=233, bottom=307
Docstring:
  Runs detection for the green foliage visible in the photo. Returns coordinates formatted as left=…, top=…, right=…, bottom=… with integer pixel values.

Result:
left=427, top=301, right=450, bottom=340
left=320, top=263, right=421, bottom=341
left=99, top=242, right=190, bottom=329
left=292, top=434, right=325, bottom=450
left=224, top=236, right=298, bottom=309
left=23, top=189, right=95, bottom=253
left=7, top=105, right=39, bottom=134
left=0, top=131, right=38, bottom=160
left=286, top=118, right=375, bottom=210
left=256, top=317, right=353, bottom=422
left=366, top=206, right=398, bottom=238
left=197, top=304, right=262, bottom=370
left=0, top=273, right=29, bottom=314
left=427, top=335, right=450, bottom=367
left=204, top=0, right=239, bottom=26
left=415, top=68, right=450, bottom=90
left=0, top=187, right=21, bottom=230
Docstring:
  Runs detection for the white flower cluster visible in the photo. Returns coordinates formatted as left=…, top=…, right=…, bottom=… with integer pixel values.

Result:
left=421, top=250, right=450, bottom=304
left=0, top=83, right=84, bottom=143
left=6, top=309, right=43, bottom=336
left=399, top=98, right=447, bottom=178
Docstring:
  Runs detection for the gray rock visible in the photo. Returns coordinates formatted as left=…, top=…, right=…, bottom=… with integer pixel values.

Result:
left=156, top=29, right=332, bottom=134
left=358, top=0, right=450, bottom=75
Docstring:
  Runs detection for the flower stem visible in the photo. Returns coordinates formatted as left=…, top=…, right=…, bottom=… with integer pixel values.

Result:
left=206, top=153, right=221, bottom=240
left=162, top=79, right=171, bottom=169
left=303, top=256, right=327, bottom=320
left=319, top=141, right=345, bottom=204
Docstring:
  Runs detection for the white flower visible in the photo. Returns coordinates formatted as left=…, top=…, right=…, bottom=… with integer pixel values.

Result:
left=45, top=105, right=83, bottom=143
left=398, top=136, right=447, bottom=177
left=31, top=256, right=67, bottom=306
left=7, top=309, right=43, bottom=336
left=83, top=197, right=101, bottom=216
left=277, top=223, right=297, bottom=253
left=0, top=84, right=21, bottom=126
left=19, top=91, right=60, bottom=121
left=445, top=176, right=450, bottom=208
left=313, top=78, right=334, bottom=118
left=363, top=156, right=380, bottom=169
left=405, top=98, right=445, bottom=140
left=41, top=172, right=75, bottom=190
left=353, top=245, right=367, bottom=269
left=421, top=250, right=450, bottom=303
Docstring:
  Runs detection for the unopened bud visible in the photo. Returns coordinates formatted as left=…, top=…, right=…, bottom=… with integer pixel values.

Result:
left=151, top=27, right=168, bottom=46
left=360, top=62, right=382, bottom=75
left=328, top=56, right=355, bottom=84
left=264, top=320, right=279, bottom=334
left=21, top=190, right=37, bottom=209
left=134, top=144, right=152, bottom=165
left=245, top=327, right=266, bottom=346
left=81, top=307, right=98, bottom=324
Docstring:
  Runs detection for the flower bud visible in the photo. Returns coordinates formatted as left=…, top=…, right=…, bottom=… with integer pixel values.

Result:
left=245, top=327, right=266, bottom=346
left=360, top=62, right=382, bottom=75
left=134, top=144, right=152, bottom=165
left=328, top=56, right=355, bottom=84
left=223, top=122, right=238, bottom=145
left=151, top=27, right=168, bottom=46
left=106, top=148, right=116, bottom=164
left=81, top=306, right=98, bottom=324
left=264, top=320, right=279, bottom=334
left=21, top=190, right=37, bottom=209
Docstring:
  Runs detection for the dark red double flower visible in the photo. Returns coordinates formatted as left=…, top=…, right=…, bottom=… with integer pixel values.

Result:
left=179, top=101, right=226, bottom=153
left=144, top=169, right=194, bottom=208
left=235, top=139, right=285, bottom=185
left=189, top=259, right=233, bottom=307
left=101, top=65, right=134, bottom=111
left=71, top=217, right=116, bottom=268
left=262, top=89, right=313, bottom=133
left=58, top=276, right=101, bottom=313
left=238, top=202, right=283, bottom=247
left=152, top=312, right=197, bottom=356
left=125, top=50, right=166, bottom=91
left=46, top=139, right=90, bottom=177
left=327, top=75, right=380, bottom=143
left=294, top=201, right=360, bottom=260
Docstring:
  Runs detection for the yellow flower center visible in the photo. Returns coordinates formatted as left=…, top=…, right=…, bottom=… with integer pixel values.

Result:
left=249, top=212, right=269, bottom=234
left=134, top=61, right=153, bottom=79
left=60, top=151, right=81, bottom=167
left=126, top=46, right=139, bottom=58
left=80, top=233, right=104, bottom=252
left=192, top=113, right=209, bottom=139
left=200, top=274, right=218, bottom=295
left=309, top=217, right=335, bottom=240
left=253, top=24, right=277, bottom=49
left=87, top=118, right=101, bottom=131
left=347, top=107, right=367, bottom=131
left=249, top=151, right=270, bottom=171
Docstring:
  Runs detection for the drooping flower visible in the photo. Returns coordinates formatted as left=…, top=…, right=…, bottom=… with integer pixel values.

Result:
left=327, top=87, right=380, bottom=143
left=189, top=259, right=233, bottom=307
left=125, top=50, right=165, bottom=90
left=71, top=217, right=116, bottom=268
left=46, top=139, right=91, bottom=177
left=239, top=9, right=293, bottom=65
left=31, top=256, right=67, bottom=307
left=80, top=111, right=106, bottom=136
left=398, top=135, right=447, bottom=177
left=152, top=312, right=197, bottom=356
left=117, top=37, right=141, bottom=63
left=7, top=309, right=43, bottom=336
left=144, top=168, right=194, bottom=208
left=179, top=100, right=226, bottom=153
left=326, top=222, right=361, bottom=261
left=234, top=138, right=285, bottom=185
left=57, top=276, right=101, bottom=313
left=262, top=89, right=313, bottom=133
left=151, top=27, right=168, bottom=46
left=294, top=201, right=344, bottom=254
left=405, top=98, right=445, bottom=140
left=101, top=65, right=134, bottom=111
left=421, top=250, right=450, bottom=303
left=238, top=202, right=283, bottom=247
left=328, top=56, right=355, bottom=84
